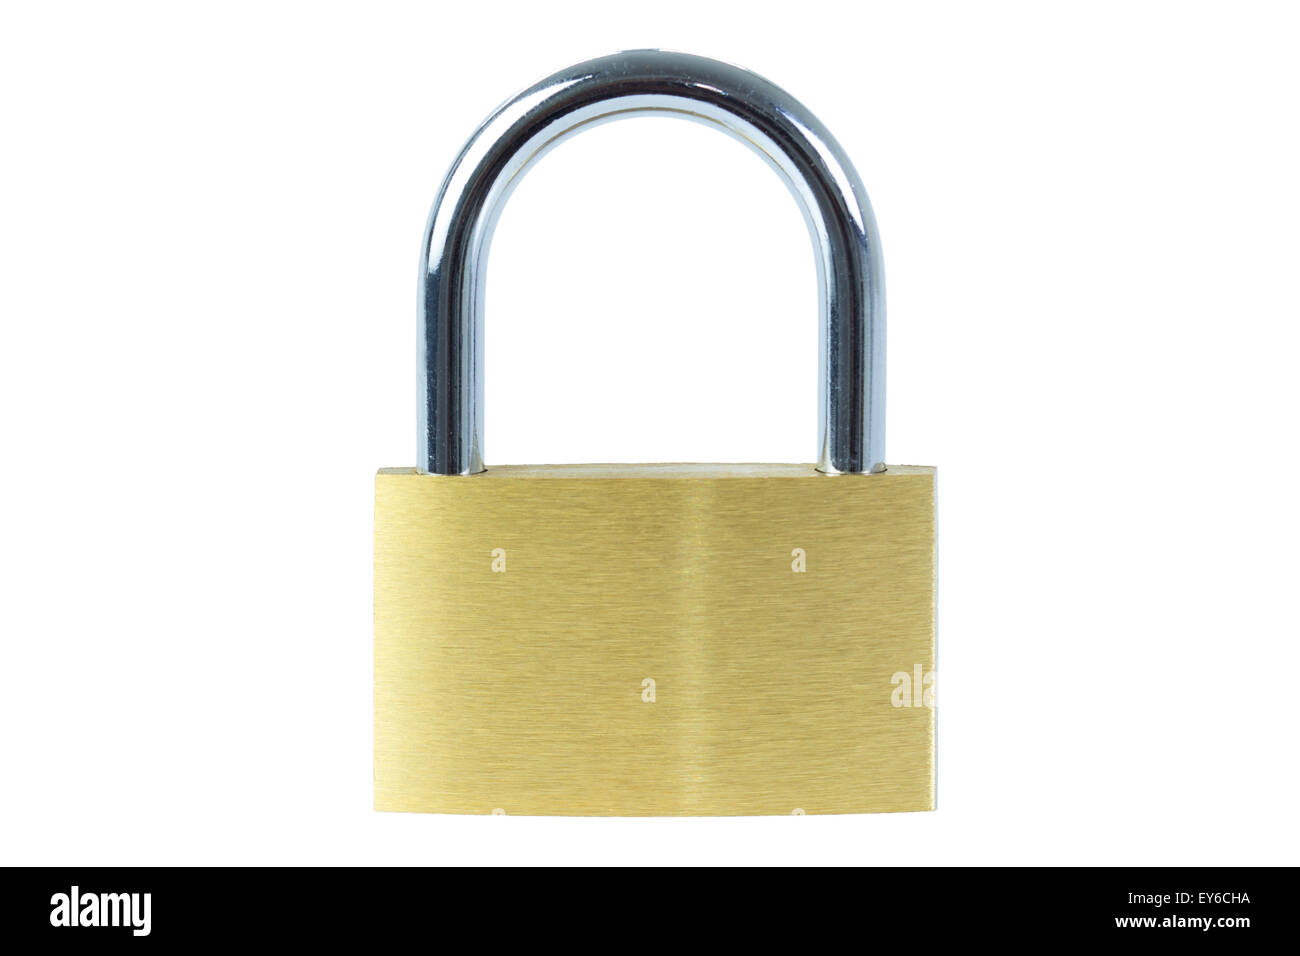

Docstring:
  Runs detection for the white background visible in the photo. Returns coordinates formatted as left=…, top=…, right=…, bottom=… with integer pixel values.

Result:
left=2, top=1, right=1297, bottom=866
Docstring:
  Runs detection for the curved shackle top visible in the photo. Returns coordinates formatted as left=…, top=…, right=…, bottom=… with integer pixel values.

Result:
left=419, top=49, right=885, bottom=475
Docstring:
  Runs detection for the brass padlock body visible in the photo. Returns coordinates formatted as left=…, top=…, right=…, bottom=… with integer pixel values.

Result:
left=375, top=464, right=935, bottom=815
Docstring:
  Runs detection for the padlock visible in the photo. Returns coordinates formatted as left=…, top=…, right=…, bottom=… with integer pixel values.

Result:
left=375, top=50, right=936, bottom=815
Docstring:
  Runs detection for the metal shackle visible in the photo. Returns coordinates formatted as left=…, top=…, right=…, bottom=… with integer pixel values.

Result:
left=418, top=50, right=886, bottom=475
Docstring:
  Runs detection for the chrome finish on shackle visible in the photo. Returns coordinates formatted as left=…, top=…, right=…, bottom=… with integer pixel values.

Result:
left=418, top=50, right=885, bottom=475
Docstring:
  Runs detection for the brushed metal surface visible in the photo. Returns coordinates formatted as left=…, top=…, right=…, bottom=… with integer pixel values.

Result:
left=375, top=465, right=935, bottom=815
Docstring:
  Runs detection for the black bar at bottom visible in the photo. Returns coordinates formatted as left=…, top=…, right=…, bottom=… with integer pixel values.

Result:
left=4, top=866, right=1290, bottom=944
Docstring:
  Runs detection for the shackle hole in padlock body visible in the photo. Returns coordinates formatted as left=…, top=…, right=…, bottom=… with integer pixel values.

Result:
left=418, top=50, right=885, bottom=476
